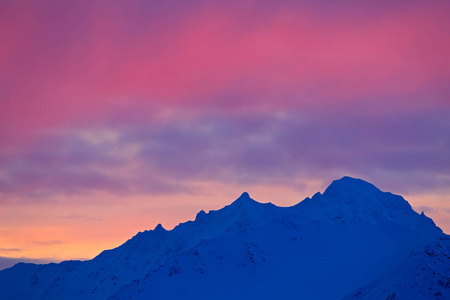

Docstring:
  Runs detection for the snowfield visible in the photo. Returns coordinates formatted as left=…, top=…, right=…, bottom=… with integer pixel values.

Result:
left=0, top=177, right=448, bottom=299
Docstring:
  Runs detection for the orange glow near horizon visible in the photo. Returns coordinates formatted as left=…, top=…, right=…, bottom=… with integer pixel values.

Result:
left=1, top=181, right=449, bottom=262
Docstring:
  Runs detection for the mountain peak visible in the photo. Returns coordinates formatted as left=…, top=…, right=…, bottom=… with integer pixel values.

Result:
left=154, top=223, right=166, bottom=232
left=323, top=176, right=380, bottom=198
left=239, top=192, right=250, bottom=199
left=226, top=192, right=260, bottom=210
left=232, top=192, right=256, bottom=205
left=308, top=176, right=438, bottom=230
left=195, top=210, right=207, bottom=222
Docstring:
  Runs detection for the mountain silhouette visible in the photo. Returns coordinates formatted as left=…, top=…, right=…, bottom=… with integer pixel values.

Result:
left=0, top=177, right=448, bottom=299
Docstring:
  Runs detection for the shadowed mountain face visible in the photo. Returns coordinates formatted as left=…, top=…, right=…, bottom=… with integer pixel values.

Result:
left=0, top=177, right=448, bottom=300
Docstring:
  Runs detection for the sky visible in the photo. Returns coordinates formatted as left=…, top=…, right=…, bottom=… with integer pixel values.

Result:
left=0, top=0, right=449, bottom=268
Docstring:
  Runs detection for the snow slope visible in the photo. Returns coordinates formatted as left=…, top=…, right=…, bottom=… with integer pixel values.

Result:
left=343, top=235, right=450, bottom=300
left=0, top=177, right=447, bottom=299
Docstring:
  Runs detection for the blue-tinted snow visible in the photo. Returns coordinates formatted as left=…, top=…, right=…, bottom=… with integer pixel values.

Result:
left=0, top=177, right=447, bottom=299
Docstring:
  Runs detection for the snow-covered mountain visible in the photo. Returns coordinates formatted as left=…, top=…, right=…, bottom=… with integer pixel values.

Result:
left=0, top=176, right=448, bottom=299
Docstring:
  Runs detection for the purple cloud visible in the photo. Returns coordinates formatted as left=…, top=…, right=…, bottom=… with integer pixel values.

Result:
left=1, top=103, right=448, bottom=202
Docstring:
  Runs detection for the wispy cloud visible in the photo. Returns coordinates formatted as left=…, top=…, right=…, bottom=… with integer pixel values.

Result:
left=0, top=248, right=21, bottom=252
left=0, top=106, right=448, bottom=201
left=56, top=214, right=102, bottom=222
left=30, top=240, right=64, bottom=246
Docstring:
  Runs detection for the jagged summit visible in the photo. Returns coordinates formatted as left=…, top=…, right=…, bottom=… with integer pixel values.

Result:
left=239, top=191, right=250, bottom=199
left=154, top=223, right=166, bottom=232
left=234, top=191, right=252, bottom=203
left=195, top=210, right=207, bottom=221
left=0, top=177, right=446, bottom=300
left=227, top=191, right=259, bottom=208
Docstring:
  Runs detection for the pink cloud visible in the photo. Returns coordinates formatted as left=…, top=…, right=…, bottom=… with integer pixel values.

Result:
left=1, top=1, right=449, bottom=133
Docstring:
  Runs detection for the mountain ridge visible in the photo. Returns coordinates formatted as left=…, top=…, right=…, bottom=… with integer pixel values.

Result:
left=0, top=176, right=447, bottom=299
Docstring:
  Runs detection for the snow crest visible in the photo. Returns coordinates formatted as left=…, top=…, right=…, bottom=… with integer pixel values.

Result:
left=0, top=177, right=446, bottom=300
